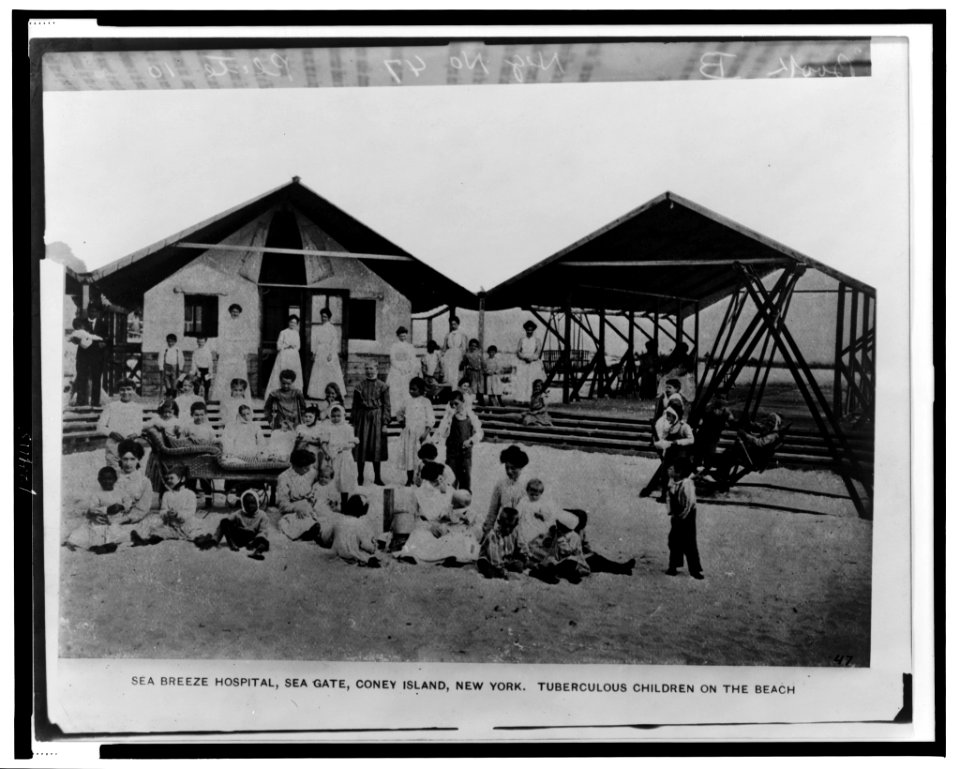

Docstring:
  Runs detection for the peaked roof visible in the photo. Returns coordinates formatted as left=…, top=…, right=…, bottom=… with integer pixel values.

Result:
left=482, top=191, right=874, bottom=316
left=88, top=178, right=478, bottom=312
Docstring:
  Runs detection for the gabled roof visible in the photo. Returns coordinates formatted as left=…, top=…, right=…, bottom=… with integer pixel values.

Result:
left=88, top=178, right=478, bottom=312
left=482, top=191, right=874, bottom=316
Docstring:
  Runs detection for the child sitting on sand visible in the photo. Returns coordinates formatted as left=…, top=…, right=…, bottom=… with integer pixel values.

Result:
left=477, top=506, right=528, bottom=580
left=130, top=464, right=207, bottom=547
left=528, top=510, right=591, bottom=585
left=330, top=494, right=381, bottom=568
left=665, top=457, right=703, bottom=580
left=413, top=443, right=457, bottom=488
left=566, top=509, right=635, bottom=576
left=199, top=489, right=270, bottom=560
left=515, top=478, right=559, bottom=546
left=276, top=449, right=319, bottom=541
left=63, top=466, right=127, bottom=554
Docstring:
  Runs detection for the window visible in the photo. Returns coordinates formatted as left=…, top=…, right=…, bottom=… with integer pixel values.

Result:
left=348, top=298, right=377, bottom=340
left=184, top=295, right=219, bottom=338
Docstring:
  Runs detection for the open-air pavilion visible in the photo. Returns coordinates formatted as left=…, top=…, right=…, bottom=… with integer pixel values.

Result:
left=479, top=192, right=875, bottom=518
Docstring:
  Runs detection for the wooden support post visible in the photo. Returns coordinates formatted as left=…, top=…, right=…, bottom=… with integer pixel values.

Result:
left=861, top=291, right=870, bottom=411
left=653, top=311, right=659, bottom=352
left=693, top=303, right=700, bottom=397
left=626, top=310, right=636, bottom=396
left=562, top=297, right=572, bottom=403
left=81, top=284, right=90, bottom=313
left=477, top=293, right=486, bottom=354
left=833, top=283, right=846, bottom=418
left=847, top=289, right=859, bottom=415
left=427, top=317, right=434, bottom=345
left=597, top=307, right=607, bottom=398
left=675, top=313, right=683, bottom=351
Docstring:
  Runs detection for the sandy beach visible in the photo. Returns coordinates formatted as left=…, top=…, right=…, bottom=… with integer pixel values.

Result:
left=55, top=440, right=871, bottom=666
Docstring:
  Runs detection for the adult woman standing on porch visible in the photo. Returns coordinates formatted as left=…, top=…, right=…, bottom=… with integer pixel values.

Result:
left=212, top=303, right=248, bottom=402
left=441, top=316, right=467, bottom=391
left=307, top=307, right=346, bottom=400
left=265, top=315, right=304, bottom=395
left=513, top=320, right=546, bottom=403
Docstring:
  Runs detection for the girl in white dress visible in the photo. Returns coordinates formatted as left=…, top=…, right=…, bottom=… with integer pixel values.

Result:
left=325, top=404, right=359, bottom=509
left=397, top=377, right=434, bottom=486
left=387, top=325, right=420, bottom=416
left=441, top=316, right=467, bottom=389
left=212, top=303, right=249, bottom=402
left=265, top=315, right=303, bottom=395
left=514, top=320, right=546, bottom=403
left=307, top=307, right=346, bottom=399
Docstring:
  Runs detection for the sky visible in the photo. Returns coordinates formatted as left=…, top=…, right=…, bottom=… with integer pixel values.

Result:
left=41, top=37, right=909, bottom=298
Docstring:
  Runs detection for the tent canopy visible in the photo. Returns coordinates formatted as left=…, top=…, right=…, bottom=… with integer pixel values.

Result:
left=85, top=178, right=478, bottom=313
left=482, top=192, right=874, bottom=317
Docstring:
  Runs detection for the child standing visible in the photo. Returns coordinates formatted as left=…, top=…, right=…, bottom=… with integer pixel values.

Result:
left=326, top=404, right=359, bottom=509
left=351, top=361, right=390, bottom=487
left=653, top=378, right=687, bottom=426
left=421, top=339, right=442, bottom=399
left=63, top=466, right=127, bottom=554
left=462, top=339, right=484, bottom=406
left=482, top=345, right=504, bottom=407
left=665, top=458, right=703, bottom=579
left=130, top=464, right=206, bottom=546
left=175, top=379, right=197, bottom=421
left=431, top=390, right=483, bottom=492
left=161, top=333, right=185, bottom=399
left=191, top=335, right=214, bottom=401
left=96, top=379, right=145, bottom=468
left=330, top=494, right=381, bottom=568
left=202, top=489, right=270, bottom=560
left=397, top=377, right=434, bottom=486
left=639, top=402, right=695, bottom=500
left=457, top=378, right=477, bottom=412
left=521, top=379, right=552, bottom=426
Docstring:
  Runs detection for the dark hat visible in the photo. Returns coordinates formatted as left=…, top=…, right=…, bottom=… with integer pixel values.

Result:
left=523, top=320, right=537, bottom=330
left=499, top=444, right=529, bottom=468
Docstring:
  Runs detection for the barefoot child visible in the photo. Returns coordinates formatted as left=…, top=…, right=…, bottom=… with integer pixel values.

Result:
left=665, top=457, right=703, bottom=579
left=397, top=377, right=434, bottom=486
left=351, top=361, right=390, bottom=486
left=431, top=390, right=483, bottom=492
left=330, top=494, right=381, bottom=568
left=63, top=466, right=127, bottom=554
left=96, top=380, right=145, bottom=468
left=130, top=464, right=207, bottom=546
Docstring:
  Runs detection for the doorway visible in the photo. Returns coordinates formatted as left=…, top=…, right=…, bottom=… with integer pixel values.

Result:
left=259, top=286, right=349, bottom=396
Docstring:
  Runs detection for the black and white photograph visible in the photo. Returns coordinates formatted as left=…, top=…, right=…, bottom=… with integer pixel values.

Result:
left=31, top=14, right=932, bottom=742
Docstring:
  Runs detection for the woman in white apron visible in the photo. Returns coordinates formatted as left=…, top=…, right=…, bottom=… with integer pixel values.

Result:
left=441, top=316, right=467, bottom=388
left=386, top=325, right=420, bottom=416
left=513, top=320, right=546, bottom=403
left=212, top=303, right=249, bottom=401
left=265, top=315, right=304, bottom=395
left=307, top=307, right=346, bottom=399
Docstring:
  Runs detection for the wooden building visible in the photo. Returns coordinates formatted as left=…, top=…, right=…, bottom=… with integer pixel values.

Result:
left=76, top=177, right=475, bottom=398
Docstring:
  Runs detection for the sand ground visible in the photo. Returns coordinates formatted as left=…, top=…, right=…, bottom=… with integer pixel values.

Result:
left=56, top=440, right=871, bottom=666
